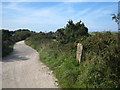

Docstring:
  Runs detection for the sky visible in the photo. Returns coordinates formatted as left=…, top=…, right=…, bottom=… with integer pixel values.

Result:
left=1, top=1, right=119, bottom=32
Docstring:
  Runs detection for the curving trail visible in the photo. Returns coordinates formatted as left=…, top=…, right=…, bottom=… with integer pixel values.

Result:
left=2, top=41, right=57, bottom=88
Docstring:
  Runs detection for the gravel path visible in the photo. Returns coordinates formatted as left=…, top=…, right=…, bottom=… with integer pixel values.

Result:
left=2, top=41, right=58, bottom=88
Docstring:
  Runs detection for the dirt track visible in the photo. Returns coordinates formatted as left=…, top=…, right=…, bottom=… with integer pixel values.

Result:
left=2, top=41, right=58, bottom=88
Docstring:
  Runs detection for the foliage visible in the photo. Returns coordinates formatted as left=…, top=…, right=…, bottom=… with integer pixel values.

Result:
left=81, top=31, right=120, bottom=76
left=2, top=29, right=15, bottom=57
left=55, top=20, right=89, bottom=44
left=25, top=30, right=120, bottom=88
left=2, top=29, right=33, bottom=57
left=112, top=13, right=120, bottom=25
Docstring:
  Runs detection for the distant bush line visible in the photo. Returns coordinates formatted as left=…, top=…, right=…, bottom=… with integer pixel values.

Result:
left=1, top=29, right=34, bottom=57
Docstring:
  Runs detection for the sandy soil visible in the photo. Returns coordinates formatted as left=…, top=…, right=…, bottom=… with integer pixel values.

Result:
left=2, top=41, right=58, bottom=88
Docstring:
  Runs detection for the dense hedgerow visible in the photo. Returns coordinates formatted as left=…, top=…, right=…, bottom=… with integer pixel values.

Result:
left=2, top=30, right=14, bottom=57
left=81, top=32, right=120, bottom=76
left=25, top=31, right=120, bottom=88
left=2, top=29, right=33, bottom=57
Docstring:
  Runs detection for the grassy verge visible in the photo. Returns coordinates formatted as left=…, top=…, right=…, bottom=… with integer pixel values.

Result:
left=25, top=32, right=120, bottom=88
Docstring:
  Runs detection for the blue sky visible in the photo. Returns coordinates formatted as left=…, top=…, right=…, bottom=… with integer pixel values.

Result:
left=1, top=2, right=118, bottom=32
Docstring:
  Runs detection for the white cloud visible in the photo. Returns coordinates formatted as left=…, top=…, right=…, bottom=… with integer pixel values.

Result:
left=2, top=2, right=75, bottom=25
left=1, top=2, right=118, bottom=32
left=2, top=2, right=68, bottom=30
left=33, top=9, right=51, bottom=17
left=70, top=4, right=118, bottom=31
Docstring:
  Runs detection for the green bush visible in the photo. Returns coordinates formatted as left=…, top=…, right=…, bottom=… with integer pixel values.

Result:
left=81, top=32, right=120, bottom=76
left=2, top=29, right=33, bottom=57
left=55, top=20, right=89, bottom=44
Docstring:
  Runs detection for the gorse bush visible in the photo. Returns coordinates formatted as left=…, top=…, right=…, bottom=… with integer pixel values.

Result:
left=56, top=20, right=89, bottom=44
left=74, top=60, right=119, bottom=88
left=81, top=32, right=120, bottom=76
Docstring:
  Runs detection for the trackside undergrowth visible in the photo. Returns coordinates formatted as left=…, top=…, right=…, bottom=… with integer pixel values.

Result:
left=25, top=31, right=120, bottom=88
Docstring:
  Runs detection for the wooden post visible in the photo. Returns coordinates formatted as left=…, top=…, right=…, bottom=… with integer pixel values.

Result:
left=76, top=43, right=83, bottom=63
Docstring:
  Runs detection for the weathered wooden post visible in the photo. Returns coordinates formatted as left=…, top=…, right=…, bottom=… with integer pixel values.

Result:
left=76, top=43, right=83, bottom=63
